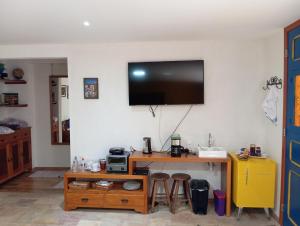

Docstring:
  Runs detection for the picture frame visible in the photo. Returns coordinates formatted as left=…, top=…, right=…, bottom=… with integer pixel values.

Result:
left=83, top=78, right=99, bottom=99
left=61, top=85, right=68, bottom=97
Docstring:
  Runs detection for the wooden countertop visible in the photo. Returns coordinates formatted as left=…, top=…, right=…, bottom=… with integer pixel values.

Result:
left=129, top=151, right=230, bottom=163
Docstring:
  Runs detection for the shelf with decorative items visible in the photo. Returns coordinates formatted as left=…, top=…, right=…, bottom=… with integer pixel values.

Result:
left=0, top=67, right=28, bottom=107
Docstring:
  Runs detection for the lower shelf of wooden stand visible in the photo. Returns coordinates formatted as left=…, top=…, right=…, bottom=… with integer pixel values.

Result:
left=68, top=182, right=144, bottom=195
left=0, top=104, right=28, bottom=107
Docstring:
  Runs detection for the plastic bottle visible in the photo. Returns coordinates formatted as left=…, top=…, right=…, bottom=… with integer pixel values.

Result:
left=72, top=156, right=79, bottom=172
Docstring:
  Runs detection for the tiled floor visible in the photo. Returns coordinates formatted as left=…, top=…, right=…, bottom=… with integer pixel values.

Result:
left=0, top=173, right=279, bottom=226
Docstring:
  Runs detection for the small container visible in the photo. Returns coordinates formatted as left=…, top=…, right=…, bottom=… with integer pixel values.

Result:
left=255, top=147, right=262, bottom=157
left=213, top=190, right=226, bottom=216
left=250, top=144, right=256, bottom=156
left=100, top=159, right=106, bottom=171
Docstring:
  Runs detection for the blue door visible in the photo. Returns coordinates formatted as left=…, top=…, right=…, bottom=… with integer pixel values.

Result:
left=284, top=24, right=300, bottom=226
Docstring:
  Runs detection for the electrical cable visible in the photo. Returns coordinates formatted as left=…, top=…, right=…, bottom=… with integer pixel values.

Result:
left=160, top=105, right=193, bottom=151
left=149, top=105, right=158, bottom=117
left=158, top=106, right=163, bottom=146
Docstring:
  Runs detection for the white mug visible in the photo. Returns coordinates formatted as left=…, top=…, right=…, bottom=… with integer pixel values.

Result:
left=92, top=162, right=99, bottom=171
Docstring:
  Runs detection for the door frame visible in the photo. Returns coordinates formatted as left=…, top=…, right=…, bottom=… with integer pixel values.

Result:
left=280, top=19, right=300, bottom=225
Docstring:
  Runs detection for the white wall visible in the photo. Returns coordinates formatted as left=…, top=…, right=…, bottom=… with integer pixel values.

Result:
left=68, top=41, right=267, bottom=156
left=0, top=39, right=282, bottom=208
left=262, top=30, right=284, bottom=217
left=0, top=61, right=70, bottom=167
left=67, top=41, right=269, bottom=194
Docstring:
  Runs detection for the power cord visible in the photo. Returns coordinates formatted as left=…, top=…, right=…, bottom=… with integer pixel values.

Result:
left=160, top=105, right=193, bottom=151
left=149, top=105, right=158, bottom=117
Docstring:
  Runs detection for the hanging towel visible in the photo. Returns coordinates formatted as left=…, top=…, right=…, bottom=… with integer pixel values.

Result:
left=262, top=86, right=279, bottom=125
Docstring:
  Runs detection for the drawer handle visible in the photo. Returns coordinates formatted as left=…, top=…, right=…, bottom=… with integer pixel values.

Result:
left=81, top=198, right=89, bottom=203
left=121, top=199, right=128, bottom=204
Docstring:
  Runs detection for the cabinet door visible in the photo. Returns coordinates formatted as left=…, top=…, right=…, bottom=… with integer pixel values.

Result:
left=22, top=139, right=32, bottom=171
left=233, top=161, right=248, bottom=206
left=0, top=145, right=9, bottom=182
left=9, top=142, right=23, bottom=175
left=246, top=161, right=276, bottom=208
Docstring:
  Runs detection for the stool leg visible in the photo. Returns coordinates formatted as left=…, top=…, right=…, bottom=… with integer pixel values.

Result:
left=184, top=181, right=193, bottom=209
left=151, top=181, right=158, bottom=209
left=172, top=181, right=180, bottom=214
left=183, top=180, right=187, bottom=200
left=170, top=181, right=175, bottom=200
left=150, top=180, right=155, bottom=203
left=163, top=180, right=171, bottom=207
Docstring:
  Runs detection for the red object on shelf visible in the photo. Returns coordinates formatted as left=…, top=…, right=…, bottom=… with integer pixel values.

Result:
left=1, top=79, right=27, bottom=84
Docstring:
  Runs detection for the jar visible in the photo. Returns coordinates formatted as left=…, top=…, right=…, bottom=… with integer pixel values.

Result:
left=250, top=144, right=256, bottom=156
left=255, top=147, right=262, bottom=157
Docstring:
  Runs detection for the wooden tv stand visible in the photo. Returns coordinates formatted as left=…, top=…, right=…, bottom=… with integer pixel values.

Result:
left=64, top=171, right=148, bottom=214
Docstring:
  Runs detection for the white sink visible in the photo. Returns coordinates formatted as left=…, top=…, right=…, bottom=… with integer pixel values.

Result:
left=198, top=146, right=227, bottom=158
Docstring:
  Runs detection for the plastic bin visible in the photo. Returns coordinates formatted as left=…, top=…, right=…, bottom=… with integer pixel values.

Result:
left=190, top=179, right=209, bottom=215
left=213, top=190, right=225, bottom=216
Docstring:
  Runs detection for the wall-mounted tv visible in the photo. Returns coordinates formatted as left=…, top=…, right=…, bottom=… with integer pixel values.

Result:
left=128, top=60, right=204, bottom=105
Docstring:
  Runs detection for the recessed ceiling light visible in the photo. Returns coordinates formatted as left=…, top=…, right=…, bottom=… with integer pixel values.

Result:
left=83, top=21, right=90, bottom=27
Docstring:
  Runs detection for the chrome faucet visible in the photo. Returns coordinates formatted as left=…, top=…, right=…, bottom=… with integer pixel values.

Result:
left=208, top=133, right=213, bottom=147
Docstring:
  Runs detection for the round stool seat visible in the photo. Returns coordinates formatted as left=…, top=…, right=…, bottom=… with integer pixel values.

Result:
left=151, top=172, right=170, bottom=181
left=171, top=173, right=191, bottom=181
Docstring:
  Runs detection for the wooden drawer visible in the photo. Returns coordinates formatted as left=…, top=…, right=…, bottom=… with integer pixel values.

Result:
left=104, top=194, right=144, bottom=208
left=66, top=193, right=104, bottom=208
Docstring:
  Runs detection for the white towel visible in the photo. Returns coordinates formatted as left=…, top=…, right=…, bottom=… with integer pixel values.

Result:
left=262, top=86, right=279, bottom=125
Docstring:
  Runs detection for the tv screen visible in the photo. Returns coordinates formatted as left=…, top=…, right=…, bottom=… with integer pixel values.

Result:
left=128, top=60, right=204, bottom=105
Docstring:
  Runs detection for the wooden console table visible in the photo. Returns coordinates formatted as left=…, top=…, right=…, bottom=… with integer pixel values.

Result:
left=128, top=151, right=232, bottom=216
left=64, top=171, right=148, bottom=213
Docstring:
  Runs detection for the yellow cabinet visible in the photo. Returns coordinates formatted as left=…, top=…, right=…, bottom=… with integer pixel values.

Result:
left=230, top=153, right=276, bottom=209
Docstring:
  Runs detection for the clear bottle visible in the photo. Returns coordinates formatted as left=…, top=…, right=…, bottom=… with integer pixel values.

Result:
left=72, top=156, right=79, bottom=172
left=71, top=160, right=76, bottom=172
left=80, top=157, right=85, bottom=171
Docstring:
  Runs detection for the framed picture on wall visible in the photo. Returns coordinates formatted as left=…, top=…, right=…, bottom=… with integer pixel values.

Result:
left=61, top=85, right=68, bottom=97
left=83, top=78, right=99, bottom=99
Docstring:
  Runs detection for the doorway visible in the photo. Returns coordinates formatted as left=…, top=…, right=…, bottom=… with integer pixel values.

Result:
left=281, top=19, right=300, bottom=226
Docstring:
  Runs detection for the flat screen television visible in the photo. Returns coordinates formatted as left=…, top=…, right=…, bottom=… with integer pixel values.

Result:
left=128, top=60, right=204, bottom=105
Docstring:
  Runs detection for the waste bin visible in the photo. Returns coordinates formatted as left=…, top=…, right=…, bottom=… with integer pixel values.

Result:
left=213, top=190, right=225, bottom=216
left=190, top=179, right=209, bottom=215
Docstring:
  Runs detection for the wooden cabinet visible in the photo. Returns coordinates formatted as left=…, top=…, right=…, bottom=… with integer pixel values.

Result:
left=230, top=153, right=276, bottom=218
left=0, top=144, right=9, bottom=181
left=64, top=171, right=148, bottom=214
left=0, top=128, right=32, bottom=184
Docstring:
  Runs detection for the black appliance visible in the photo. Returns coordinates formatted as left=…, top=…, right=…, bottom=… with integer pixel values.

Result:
left=128, top=60, right=204, bottom=105
left=171, top=134, right=183, bottom=157
left=109, top=147, right=125, bottom=155
left=143, top=137, right=152, bottom=154
left=171, top=146, right=183, bottom=157
left=190, top=179, right=209, bottom=215
left=133, top=167, right=149, bottom=175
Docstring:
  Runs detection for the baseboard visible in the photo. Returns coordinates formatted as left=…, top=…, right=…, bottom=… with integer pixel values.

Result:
left=33, top=167, right=70, bottom=171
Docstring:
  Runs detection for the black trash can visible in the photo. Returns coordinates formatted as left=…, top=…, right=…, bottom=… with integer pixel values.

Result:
left=190, top=179, right=209, bottom=215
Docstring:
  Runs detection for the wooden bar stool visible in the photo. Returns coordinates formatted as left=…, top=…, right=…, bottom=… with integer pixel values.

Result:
left=170, top=173, right=193, bottom=214
left=150, top=172, right=171, bottom=211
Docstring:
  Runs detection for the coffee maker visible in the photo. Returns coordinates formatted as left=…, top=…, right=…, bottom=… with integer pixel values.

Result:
left=171, top=134, right=183, bottom=157
left=143, top=137, right=152, bottom=154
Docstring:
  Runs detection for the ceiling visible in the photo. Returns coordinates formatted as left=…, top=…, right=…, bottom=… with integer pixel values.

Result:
left=0, top=0, right=299, bottom=44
